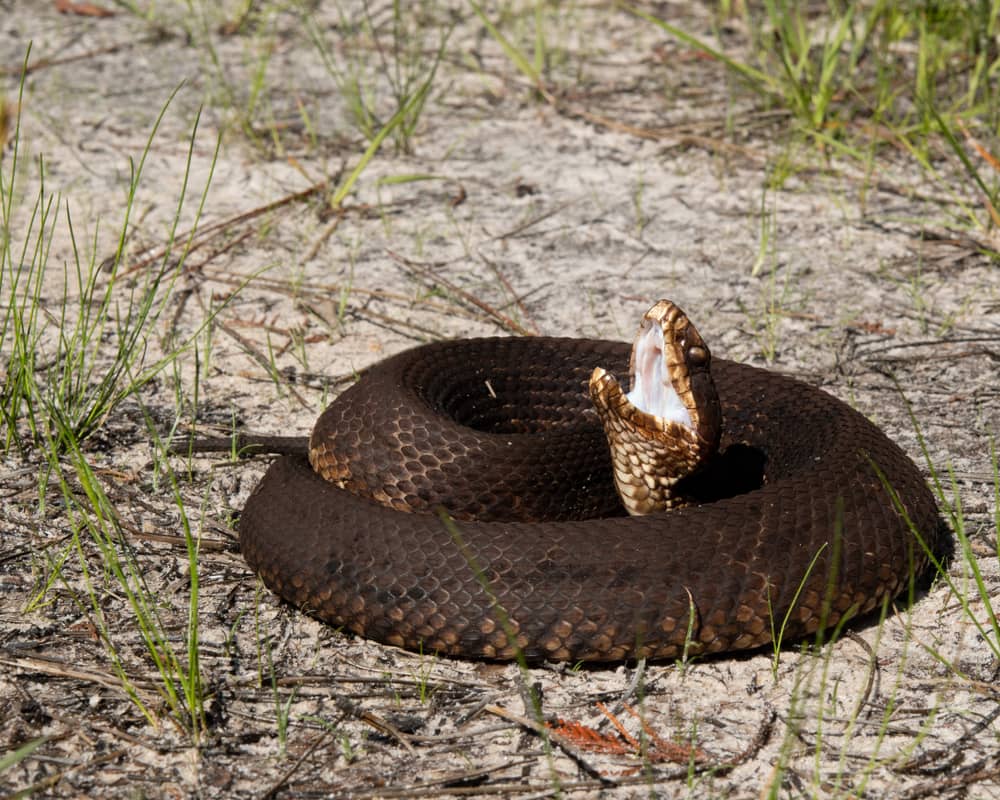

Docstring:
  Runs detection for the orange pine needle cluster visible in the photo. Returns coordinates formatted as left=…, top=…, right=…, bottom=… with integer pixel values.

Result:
left=547, top=702, right=709, bottom=765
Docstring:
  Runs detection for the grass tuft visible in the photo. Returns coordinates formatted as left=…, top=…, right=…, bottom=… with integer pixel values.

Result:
left=1, top=76, right=220, bottom=454
left=2, top=47, right=228, bottom=744
left=626, top=0, right=1000, bottom=235
left=307, top=1, right=451, bottom=154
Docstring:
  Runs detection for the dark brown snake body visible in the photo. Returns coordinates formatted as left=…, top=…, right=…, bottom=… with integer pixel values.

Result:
left=240, top=337, right=939, bottom=662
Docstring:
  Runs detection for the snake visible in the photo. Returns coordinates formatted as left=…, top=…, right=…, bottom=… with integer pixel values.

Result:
left=239, top=301, right=939, bottom=662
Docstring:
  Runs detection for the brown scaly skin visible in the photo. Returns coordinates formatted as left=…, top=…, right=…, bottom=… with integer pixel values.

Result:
left=589, top=300, right=722, bottom=515
left=241, top=305, right=940, bottom=662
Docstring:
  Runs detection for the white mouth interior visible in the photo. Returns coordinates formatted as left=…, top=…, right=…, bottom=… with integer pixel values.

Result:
left=625, top=320, right=694, bottom=429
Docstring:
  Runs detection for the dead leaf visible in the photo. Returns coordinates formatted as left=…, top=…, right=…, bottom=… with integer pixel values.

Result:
left=54, top=0, right=115, bottom=17
left=546, top=702, right=709, bottom=766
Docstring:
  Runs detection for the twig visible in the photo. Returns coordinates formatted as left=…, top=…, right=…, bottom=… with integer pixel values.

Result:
left=333, top=695, right=417, bottom=754
left=719, top=704, right=776, bottom=771
left=845, top=631, right=880, bottom=720
left=387, top=250, right=534, bottom=336
left=258, top=730, right=332, bottom=800
left=0, top=40, right=144, bottom=77
left=485, top=704, right=614, bottom=785
left=167, top=432, right=309, bottom=458
left=216, top=320, right=310, bottom=409
left=477, top=252, right=541, bottom=334
left=122, top=178, right=334, bottom=278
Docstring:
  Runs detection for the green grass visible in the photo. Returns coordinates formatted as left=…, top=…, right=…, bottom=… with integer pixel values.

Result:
left=1, top=51, right=221, bottom=743
left=617, top=2, right=1000, bottom=235
left=1, top=78, right=214, bottom=453
left=469, top=0, right=545, bottom=89
left=305, top=0, right=451, bottom=154
left=46, top=428, right=209, bottom=740
left=748, top=343, right=997, bottom=796
left=907, top=418, right=1000, bottom=665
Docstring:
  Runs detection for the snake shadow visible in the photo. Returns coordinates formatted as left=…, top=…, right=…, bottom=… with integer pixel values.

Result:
left=673, top=443, right=768, bottom=504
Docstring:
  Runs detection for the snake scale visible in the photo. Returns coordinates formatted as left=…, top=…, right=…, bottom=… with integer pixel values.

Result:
left=240, top=316, right=939, bottom=662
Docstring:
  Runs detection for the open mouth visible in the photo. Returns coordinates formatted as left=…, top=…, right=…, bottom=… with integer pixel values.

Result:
left=625, top=318, right=693, bottom=430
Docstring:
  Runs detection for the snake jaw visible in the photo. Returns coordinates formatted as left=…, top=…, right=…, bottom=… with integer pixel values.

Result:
left=589, top=300, right=722, bottom=516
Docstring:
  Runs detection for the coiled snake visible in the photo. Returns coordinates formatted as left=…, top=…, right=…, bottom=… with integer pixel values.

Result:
left=240, top=301, right=939, bottom=661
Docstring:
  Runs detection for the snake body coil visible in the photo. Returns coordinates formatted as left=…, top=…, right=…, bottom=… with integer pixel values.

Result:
left=241, top=336, right=939, bottom=661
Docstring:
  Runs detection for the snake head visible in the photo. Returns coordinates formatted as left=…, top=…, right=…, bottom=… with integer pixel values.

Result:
left=589, top=300, right=722, bottom=515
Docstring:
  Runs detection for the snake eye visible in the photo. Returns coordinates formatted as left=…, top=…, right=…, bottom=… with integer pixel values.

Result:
left=687, top=345, right=709, bottom=367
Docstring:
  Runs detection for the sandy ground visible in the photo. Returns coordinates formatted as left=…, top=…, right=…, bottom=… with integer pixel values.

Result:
left=2, top=2, right=999, bottom=797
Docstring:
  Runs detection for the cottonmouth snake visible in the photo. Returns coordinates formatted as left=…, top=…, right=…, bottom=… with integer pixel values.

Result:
left=240, top=304, right=939, bottom=662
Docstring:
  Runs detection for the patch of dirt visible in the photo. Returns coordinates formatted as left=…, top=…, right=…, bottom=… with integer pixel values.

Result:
left=2, top=2, right=999, bottom=798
